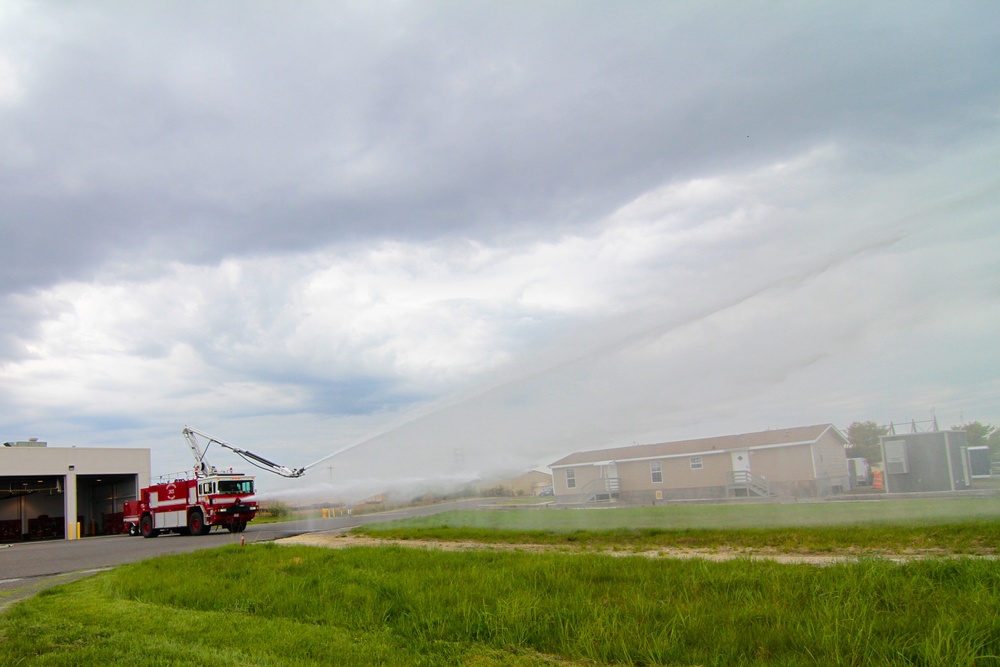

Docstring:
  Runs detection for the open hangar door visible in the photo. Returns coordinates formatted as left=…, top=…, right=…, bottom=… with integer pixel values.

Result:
left=0, top=473, right=138, bottom=541
left=75, top=474, right=138, bottom=536
left=0, top=475, right=66, bottom=541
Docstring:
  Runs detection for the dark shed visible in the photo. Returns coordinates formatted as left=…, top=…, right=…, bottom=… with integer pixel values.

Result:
left=880, top=430, right=970, bottom=493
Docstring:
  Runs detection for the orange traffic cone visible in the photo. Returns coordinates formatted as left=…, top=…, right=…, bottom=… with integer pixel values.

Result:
left=872, top=469, right=883, bottom=491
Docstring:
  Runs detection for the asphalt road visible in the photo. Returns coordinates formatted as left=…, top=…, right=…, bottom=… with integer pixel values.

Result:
left=0, top=497, right=499, bottom=605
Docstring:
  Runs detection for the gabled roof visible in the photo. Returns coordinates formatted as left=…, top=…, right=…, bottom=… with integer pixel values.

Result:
left=549, top=424, right=845, bottom=468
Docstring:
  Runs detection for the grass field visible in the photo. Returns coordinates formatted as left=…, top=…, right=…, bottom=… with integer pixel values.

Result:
left=2, top=498, right=999, bottom=666
left=354, top=496, right=1000, bottom=553
left=368, top=495, right=1000, bottom=531
left=2, top=543, right=999, bottom=666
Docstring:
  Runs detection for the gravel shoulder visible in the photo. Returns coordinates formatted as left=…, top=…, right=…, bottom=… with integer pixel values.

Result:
left=277, top=531, right=994, bottom=565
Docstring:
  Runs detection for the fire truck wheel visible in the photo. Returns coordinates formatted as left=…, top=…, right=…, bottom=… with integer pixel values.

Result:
left=188, top=510, right=211, bottom=536
left=236, top=521, right=247, bottom=533
left=140, top=515, right=157, bottom=538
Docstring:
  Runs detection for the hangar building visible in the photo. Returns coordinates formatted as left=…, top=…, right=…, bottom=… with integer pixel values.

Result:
left=1, top=439, right=150, bottom=542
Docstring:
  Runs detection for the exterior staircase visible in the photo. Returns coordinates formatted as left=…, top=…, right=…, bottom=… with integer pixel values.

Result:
left=727, top=470, right=770, bottom=498
left=580, top=477, right=621, bottom=503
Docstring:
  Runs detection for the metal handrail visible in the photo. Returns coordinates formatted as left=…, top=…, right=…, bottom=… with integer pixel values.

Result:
left=727, top=470, right=769, bottom=497
left=578, top=477, right=621, bottom=503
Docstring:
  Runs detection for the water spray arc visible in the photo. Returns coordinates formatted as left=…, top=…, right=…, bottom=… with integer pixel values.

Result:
left=299, top=229, right=910, bottom=480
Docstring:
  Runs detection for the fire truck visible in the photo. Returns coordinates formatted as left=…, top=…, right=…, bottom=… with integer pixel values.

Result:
left=124, top=427, right=305, bottom=538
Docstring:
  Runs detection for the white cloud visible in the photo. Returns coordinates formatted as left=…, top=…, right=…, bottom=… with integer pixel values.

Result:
left=0, top=55, right=24, bottom=107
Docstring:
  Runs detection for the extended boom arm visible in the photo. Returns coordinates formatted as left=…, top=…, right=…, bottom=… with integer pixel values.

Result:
left=182, top=427, right=306, bottom=478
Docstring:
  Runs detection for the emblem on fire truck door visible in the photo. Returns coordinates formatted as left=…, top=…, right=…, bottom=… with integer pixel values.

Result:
left=166, top=483, right=176, bottom=500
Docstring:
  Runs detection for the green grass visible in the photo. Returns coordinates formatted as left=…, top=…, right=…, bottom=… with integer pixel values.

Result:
left=2, top=543, right=999, bottom=666
left=0, top=570, right=108, bottom=616
left=353, top=497, right=1000, bottom=553
left=4, top=498, right=1000, bottom=665
left=357, top=522, right=1000, bottom=554
left=363, top=496, right=1000, bottom=532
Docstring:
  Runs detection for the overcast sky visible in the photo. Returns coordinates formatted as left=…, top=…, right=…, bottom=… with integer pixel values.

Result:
left=2, top=2, right=998, bottom=500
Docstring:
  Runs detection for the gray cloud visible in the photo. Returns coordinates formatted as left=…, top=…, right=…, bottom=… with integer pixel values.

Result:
left=4, top=3, right=997, bottom=291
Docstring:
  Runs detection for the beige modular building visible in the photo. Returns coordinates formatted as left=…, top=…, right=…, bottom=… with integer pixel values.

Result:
left=549, top=424, right=850, bottom=503
left=1, top=440, right=150, bottom=541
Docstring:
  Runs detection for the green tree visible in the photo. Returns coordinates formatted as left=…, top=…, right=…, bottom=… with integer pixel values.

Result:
left=845, top=420, right=888, bottom=463
left=952, top=421, right=1000, bottom=456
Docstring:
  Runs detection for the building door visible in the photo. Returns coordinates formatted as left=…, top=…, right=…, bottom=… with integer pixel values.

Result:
left=731, top=450, right=751, bottom=476
left=601, top=463, right=618, bottom=479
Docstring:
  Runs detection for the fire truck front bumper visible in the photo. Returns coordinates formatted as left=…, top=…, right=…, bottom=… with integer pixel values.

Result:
left=216, top=502, right=258, bottom=518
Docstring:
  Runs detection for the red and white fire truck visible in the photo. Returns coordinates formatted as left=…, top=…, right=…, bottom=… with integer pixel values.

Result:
left=124, top=427, right=305, bottom=538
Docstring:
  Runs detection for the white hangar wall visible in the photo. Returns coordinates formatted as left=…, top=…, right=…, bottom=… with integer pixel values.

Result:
left=0, top=442, right=151, bottom=541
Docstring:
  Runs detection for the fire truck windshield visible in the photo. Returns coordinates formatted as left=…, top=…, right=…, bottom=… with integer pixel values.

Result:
left=217, top=479, right=254, bottom=495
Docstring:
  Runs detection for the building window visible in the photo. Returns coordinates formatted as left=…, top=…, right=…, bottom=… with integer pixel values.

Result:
left=690, top=457, right=703, bottom=470
left=566, top=468, right=576, bottom=489
left=884, top=440, right=909, bottom=474
left=650, top=461, right=663, bottom=483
